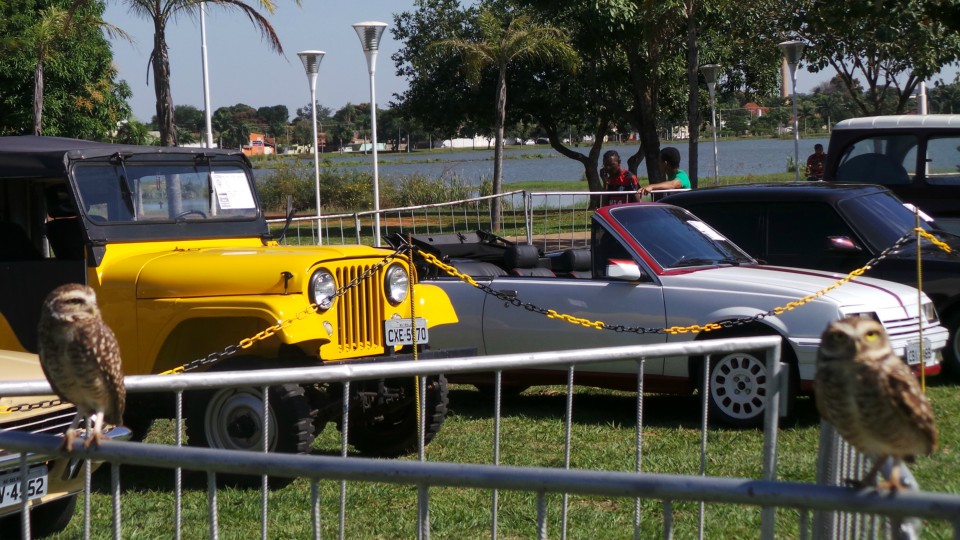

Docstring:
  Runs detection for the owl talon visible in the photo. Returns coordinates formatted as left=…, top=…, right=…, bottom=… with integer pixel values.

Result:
left=61, top=429, right=78, bottom=452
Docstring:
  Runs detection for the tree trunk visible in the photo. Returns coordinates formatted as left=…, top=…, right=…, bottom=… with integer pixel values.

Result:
left=152, top=21, right=178, bottom=147
left=540, top=115, right=608, bottom=209
left=33, top=61, right=44, bottom=136
left=685, top=1, right=700, bottom=189
left=491, top=66, right=507, bottom=232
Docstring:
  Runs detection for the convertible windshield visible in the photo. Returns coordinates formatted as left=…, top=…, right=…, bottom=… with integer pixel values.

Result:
left=609, top=205, right=754, bottom=268
left=72, top=161, right=258, bottom=223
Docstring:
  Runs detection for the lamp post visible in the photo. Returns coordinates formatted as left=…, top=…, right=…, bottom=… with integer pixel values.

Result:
left=199, top=4, right=213, bottom=148
left=779, top=40, right=805, bottom=181
left=699, top=64, right=722, bottom=186
left=297, top=50, right=326, bottom=244
left=353, top=21, right=387, bottom=247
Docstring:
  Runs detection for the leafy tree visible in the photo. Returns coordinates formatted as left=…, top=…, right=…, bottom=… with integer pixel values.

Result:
left=257, top=104, right=288, bottom=137
left=796, top=0, right=960, bottom=115
left=174, top=104, right=204, bottom=133
left=115, top=118, right=155, bottom=144
left=103, top=0, right=298, bottom=146
left=0, top=0, right=131, bottom=138
left=428, top=7, right=577, bottom=230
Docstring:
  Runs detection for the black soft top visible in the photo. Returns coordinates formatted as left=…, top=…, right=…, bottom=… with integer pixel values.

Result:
left=0, top=136, right=248, bottom=179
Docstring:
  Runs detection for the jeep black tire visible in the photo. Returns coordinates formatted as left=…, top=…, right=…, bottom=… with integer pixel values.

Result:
left=344, top=375, right=449, bottom=457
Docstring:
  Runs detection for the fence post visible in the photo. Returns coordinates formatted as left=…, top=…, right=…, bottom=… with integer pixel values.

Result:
left=523, top=191, right=532, bottom=245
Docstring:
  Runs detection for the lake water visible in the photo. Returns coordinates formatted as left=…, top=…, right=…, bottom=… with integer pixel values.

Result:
left=258, top=137, right=830, bottom=185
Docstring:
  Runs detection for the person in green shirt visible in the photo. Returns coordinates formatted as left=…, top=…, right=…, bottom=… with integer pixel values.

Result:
left=639, top=146, right=691, bottom=197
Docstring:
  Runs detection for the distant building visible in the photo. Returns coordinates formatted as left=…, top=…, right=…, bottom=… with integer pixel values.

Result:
left=242, top=132, right=275, bottom=156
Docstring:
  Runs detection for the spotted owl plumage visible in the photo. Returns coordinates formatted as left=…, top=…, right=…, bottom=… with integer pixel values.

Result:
left=815, top=316, right=937, bottom=490
left=38, top=283, right=125, bottom=449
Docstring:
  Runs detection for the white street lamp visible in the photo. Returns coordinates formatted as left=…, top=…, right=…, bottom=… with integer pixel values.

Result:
left=353, top=21, right=388, bottom=247
left=700, top=63, right=722, bottom=186
left=199, top=4, right=213, bottom=148
left=779, top=40, right=806, bottom=181
left=297, top=50, right=326, bottom=244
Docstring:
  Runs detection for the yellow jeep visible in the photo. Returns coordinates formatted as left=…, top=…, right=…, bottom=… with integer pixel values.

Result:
left=0, top=136, right=463, bottom=457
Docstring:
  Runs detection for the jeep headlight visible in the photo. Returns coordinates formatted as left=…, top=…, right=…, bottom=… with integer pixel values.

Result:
left=309, top=269, right=337, bottom=311
left=921, top=301, right=938, bottom=323
left=385, top=264, right=409, bottom=306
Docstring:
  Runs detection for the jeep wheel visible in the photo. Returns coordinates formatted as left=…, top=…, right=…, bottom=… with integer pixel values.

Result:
left=344, top=375, right=449, bottom=457
left=186, top=382, right=314, bottom=486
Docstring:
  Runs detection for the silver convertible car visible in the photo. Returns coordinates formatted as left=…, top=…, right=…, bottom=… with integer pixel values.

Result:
left=416, top=203, right=948, bottom=426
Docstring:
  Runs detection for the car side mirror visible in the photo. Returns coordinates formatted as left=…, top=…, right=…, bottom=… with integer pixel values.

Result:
left=826, top=236, right=863, bottom=253
left=606, top=258, right=648, bottom=281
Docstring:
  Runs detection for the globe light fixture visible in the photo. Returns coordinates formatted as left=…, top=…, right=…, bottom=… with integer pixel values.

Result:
left=700, top=64, right=722, bottom=186
left=779, top=40, right=806, bottom=181
left=297, top=50, right=326, bottom=243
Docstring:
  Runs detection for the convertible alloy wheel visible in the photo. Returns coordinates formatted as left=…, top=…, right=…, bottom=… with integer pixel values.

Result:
left=708, top=351, right=769, bottom=427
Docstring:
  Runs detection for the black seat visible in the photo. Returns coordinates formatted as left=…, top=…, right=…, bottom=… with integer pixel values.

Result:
left=505, top=244, right=555, bottom=277
left=558, top=249, right=592, bottom=278
left=0, top=222, right=42, bottom=261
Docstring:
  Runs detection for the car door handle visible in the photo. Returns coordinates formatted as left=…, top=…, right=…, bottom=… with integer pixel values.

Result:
left=494, top=289, right=518, bottom=298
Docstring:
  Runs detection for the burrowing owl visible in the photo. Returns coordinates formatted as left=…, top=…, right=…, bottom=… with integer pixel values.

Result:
left=815, top=316, right=937, bottom=490
left=38, top=284, right=125, bottom=450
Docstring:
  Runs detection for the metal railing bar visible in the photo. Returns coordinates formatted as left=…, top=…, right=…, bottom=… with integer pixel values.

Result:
left=0, top=337, right=784, bottom=397
left=111, top=462, right=121, bottom=540
left=84, top=455, right=92, bottom=540
left=536, top=491, right=547, bottom=540
left=698, top=355, right=710, bottom=540
left=760, top=343, right=783, bottom=539
left=339, top=380, right=349, bottom=540
left=207, top=471, right=218, bottom=540
left=3, top=432, right=958, bottom=523
left=664, top=500, right=674, bottom=540
left=261, top=385, right=270, bottom=540
left=560, top=365, right=574, bottom=540
left=18, top=452, right=29, bottom=539
left=418, top=485, right=429, bottom=540
left=491, top=370, right=502, bottom=540
left=175, top=390, right=183, bottom=540
left=633, top=358, right=645, bottom=540
left=311, top=478, right=320, bottom=540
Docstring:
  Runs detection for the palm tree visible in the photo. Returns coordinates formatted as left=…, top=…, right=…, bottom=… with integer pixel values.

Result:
left=431, top=9, right=577, bottom=231
left=114, top=0, right=296, bottom=146
left=13, top=5, right=129, bottom=135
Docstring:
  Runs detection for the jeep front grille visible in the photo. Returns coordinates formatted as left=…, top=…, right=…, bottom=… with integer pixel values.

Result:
left=334, top=263, right=386, bottom=356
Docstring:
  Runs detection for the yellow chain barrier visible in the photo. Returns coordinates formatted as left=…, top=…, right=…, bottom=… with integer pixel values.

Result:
left=4, top=228, right=951, bottom=414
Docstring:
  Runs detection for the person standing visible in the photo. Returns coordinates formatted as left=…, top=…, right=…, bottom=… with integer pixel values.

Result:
left=805, top=143, right=826, bottom=181
left=599, top=150, right=640, bottom=205
left=639, top=147, right=691, bottom=197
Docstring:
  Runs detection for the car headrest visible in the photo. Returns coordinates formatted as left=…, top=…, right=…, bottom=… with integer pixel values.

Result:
left=504, top=244, right=540, bottom=269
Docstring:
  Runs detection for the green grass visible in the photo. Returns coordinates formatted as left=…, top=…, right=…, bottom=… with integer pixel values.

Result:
left=50, top=378, right=960, bottom=539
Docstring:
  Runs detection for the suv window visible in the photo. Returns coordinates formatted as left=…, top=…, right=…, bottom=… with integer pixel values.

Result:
left=766, top=203, right=854, bottom=256
left=835, top=134, right=916, bottom=185
left=925, top=135, right=960, bottom=186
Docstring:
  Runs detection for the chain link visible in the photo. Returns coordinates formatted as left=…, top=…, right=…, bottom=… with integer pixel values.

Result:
left=5, top=228, right=950, bottom=414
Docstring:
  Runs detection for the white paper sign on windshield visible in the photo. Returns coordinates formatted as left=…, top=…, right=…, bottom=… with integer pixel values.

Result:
left=211, top=172, right=255, bottom=209
left=687, top=220, right=726, bottom=241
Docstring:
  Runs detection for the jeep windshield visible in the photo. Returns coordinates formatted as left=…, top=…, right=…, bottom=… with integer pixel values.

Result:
left=72, top=160, right=259, bottom=223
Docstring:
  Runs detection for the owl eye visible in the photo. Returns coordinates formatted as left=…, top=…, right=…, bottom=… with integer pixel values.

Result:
left=865, top=331, right=880, bottom=341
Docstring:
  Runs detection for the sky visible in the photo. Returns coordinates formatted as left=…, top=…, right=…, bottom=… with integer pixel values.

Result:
left=102, top=2, right=943, bottom=123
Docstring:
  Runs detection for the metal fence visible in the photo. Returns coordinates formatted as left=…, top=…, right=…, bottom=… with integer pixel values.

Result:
left=268, top=189, right=689, bottom=250
left=2, top=336, right=957, bottom=539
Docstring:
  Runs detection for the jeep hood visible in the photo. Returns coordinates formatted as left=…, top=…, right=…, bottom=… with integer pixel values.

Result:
left=134, top=245, right=393, bottom=299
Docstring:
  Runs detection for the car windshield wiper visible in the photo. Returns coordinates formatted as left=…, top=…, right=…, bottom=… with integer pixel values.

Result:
left=669, top=257, right=718, bottom=268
